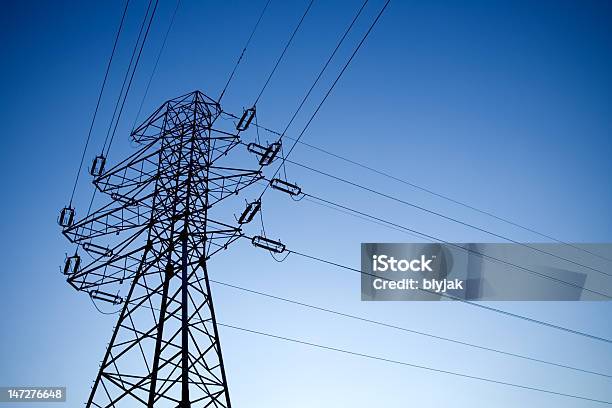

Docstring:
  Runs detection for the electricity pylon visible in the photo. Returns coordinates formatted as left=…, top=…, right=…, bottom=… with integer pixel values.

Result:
left=59, top=90, right=267, bottom=407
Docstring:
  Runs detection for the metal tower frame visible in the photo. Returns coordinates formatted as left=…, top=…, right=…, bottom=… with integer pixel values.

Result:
left=60, top=90, right=264, bottom=407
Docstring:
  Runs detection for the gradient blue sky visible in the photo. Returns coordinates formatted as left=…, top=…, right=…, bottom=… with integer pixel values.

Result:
left=1, top=0, right=611, bottom=407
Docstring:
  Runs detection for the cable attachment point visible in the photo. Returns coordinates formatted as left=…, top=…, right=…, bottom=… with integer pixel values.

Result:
left=89, top=155, right=107, bottom=177
left=62, top=253, right=81, bottom=275
left=248, top=141, right=282, bottom=166
left=236, top=106, right=256, bottom=131
left=237, top=199, right=261, bottom=225
left=58, top=206, right=75, bottom=228
left=111, top=192, right=138, bottom=206
left=90, top=290, right=123, bottom=306
left=82, top=242, right=113, bottom=257
left=251, top=235, right=286, bottom=253
left=270, top=178, right=302, bottom=196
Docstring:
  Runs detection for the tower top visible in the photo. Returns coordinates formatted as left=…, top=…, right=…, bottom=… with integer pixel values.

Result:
left=131, top=90, right=222, bottom=144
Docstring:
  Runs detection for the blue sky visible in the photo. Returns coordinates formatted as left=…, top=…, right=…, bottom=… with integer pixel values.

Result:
left=1, top=0, right=611, bottom=407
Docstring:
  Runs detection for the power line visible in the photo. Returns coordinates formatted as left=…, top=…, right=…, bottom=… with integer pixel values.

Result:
left=251, top=175, right=427, bottom=239
left=228, top=0, right=371, bottom=187
left=218, top=0, right=272, bottom=103
left=275, top=243, right=612, bottom=344
left=69, top=0, right=131, bottom=205
left=120, top=292, right=612, bottom=400
left=233, top=113, right=612, bottom=266
left=249, top=170, right=611, bottom=303
left=131, top=0, right=182, bottom=132
left=74, top=0, right=162, bottom=238
left=100, top=0, right=155, bottom=154
left=247, top=142, right=609, bottom=279
left=293, top=192, right=611, bottom=299
left=272, top=0, right=369, bottom=149
left=258, top=0, right=391, bottom=199
left=298, top=192, right=603, bottom=294
left=284, top=158, right=612, bottom=277
left=210, top=279, right=612, bottom=379
left=253, top=0, right=315, bottom=106
left=103, top=0, right=160, bottom=156
left=254, top=169, right=609, bottom=299
left=304, top=195, right=425, bottom=239
left=237, top=212, right=612, bottom=342
left=219, top=323, right=612, bottom=405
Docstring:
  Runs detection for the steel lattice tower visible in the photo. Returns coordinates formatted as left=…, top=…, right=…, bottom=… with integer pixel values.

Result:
left=60, top=91, right=265, bottom=407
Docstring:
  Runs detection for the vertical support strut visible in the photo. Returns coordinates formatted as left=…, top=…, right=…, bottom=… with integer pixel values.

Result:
left=180, top=226, right=190, bottom=407
left=147, top=261, right=172, bottom=407
left=179, top=106, right=198, bottom=408
left=202, top=260, right=233, bottom=408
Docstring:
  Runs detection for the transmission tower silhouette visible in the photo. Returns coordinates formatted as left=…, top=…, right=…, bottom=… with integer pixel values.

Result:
left=58, top=90, right=280, bottom=407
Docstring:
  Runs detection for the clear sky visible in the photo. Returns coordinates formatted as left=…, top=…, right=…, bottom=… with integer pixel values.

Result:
left=1, top=0, right=611, bottom=407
